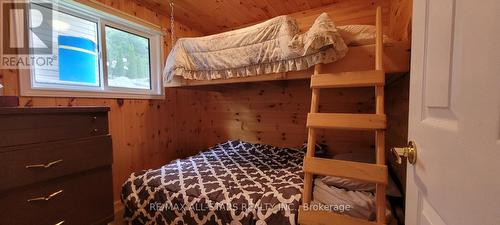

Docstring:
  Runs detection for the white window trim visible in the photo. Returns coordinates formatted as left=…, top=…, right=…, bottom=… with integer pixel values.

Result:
left=19, top=0, right=165, bottom=100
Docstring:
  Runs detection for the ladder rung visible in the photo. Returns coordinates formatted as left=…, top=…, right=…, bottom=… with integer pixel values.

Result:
left=298, top=206, right=379, bottom=225
left=307, top=113, right=386, bottom=130
left=303, top=157, right=388, bottom=184
left=310, top=70, right=384, bottom=89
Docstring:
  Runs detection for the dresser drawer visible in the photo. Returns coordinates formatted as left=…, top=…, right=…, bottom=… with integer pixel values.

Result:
left=0, top=136, right=112, bottom=192
left=0, top=111, right=108, bottom=147
left=0, top=167, right=114, bottom=225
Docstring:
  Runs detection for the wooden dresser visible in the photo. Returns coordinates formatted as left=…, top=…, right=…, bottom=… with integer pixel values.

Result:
left=0, top=107, right=114, bottom=225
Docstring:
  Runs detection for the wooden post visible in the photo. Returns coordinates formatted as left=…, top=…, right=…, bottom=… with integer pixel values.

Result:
left=303, top=63, right=322, bottom=204
left=375, top=6, right=387, bottom=225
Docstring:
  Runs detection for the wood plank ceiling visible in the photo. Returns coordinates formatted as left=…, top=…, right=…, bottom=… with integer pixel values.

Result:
left=136, top=0, right=342, bottom=34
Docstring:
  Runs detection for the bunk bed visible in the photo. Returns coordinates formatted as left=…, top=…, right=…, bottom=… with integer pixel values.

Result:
left=121, top=6, right=405, bottom=225
left=165, top=40, right=408, bottom=87
left=164, top=9, right=409, bottom=87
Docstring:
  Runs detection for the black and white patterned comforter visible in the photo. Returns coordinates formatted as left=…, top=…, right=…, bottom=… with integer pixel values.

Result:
left=121, top=140, right=305, bottom=225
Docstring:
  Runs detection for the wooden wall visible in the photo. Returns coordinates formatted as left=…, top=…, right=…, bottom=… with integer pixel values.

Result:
left=177, top=82, right=377, bottom=156
left=176, top=75, right=409, bottom=155
left=386, top=74, right=410, bottom=193
left=0, top=0, right=203, bottom=204
left=389, top=0, right=413, bottom=41
left=223, top=0, right=392, bottom=33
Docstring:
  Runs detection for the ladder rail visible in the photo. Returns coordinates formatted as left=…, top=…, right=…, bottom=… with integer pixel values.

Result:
left=374, top=6, right=386, bottom=224
left=310, top=70, right=385, bottom=89
left=303, top=63, right=322, bottom=204
left=307, top=113, right=387, bottom=130
left=303, top=157, right=388, bottom=184
left=299, top=207, right=380, bottom=225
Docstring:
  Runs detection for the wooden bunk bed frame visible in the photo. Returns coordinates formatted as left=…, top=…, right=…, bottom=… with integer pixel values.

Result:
left=299, top=7, right=388, bottom=225
left=166, top=41, right=408, bottom=87
left=165, top=10, right=410, bottom=88
left=166, top=44, right=408, bottom=87
left=165, top=5, right=401, bottom=225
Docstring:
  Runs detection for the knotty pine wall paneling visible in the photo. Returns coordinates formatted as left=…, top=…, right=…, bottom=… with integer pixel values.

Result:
left=389, top=0, right=413, bottom=41
left=183, top=80, right=378, bottom=156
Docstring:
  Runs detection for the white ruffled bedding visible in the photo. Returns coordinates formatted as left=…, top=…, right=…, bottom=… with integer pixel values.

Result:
left=311, top=152, right=396, bottom=221
left=163, top=13, right=348, bottom=84
left=312, top=178, right=392, bottom=221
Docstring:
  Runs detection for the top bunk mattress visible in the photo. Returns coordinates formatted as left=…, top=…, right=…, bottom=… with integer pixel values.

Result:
left=163, top=13, right=349, bottom=84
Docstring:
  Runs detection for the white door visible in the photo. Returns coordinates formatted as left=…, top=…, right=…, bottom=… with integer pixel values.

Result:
left=406, top=0, right=500, bottom=225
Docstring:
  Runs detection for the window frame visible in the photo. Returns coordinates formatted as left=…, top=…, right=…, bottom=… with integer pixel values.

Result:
left=19, top=0, right=165, bottom=99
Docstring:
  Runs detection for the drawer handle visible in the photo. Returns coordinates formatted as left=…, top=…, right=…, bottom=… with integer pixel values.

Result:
left=27, top=189, right=63, bottom=202
left=55, top=220, right=65, bottom=225
left=26, top=159, right=63, bottom=169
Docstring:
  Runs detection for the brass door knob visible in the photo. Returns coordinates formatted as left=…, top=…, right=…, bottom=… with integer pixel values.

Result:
left=391, top=141, right=417, bottom=164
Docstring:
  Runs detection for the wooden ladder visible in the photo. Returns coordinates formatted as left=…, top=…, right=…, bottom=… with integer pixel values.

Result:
left=298, top=7, right=387, bottom=225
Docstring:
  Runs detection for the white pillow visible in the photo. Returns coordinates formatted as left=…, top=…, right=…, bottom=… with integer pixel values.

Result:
left=321, top=152, right=402, bottom=197
left=337, top=25, right=387, bottom=46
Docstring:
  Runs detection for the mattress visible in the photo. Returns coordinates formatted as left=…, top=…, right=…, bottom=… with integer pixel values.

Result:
left=163, top=13, right=348, bottom=83
left=121, top=140, right=305, bottom=225
left=163, top=19, right=391, bottom=85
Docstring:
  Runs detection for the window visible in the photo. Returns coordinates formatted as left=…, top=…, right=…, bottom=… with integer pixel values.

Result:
left=31, top=5, right=100, bottom=87
left=21, top=1, right=163, bottom=99
left=105, top=26, right=151, bottom=90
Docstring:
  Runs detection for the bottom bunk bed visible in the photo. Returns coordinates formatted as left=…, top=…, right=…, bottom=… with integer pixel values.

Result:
left=121, top=140, right=400, bottom=225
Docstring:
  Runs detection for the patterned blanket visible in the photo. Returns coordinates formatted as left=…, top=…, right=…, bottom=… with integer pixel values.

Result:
left=121, top=140, right=305, bottom=225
